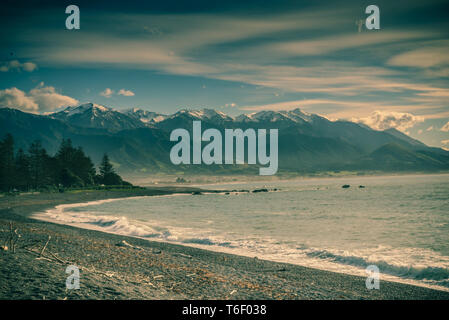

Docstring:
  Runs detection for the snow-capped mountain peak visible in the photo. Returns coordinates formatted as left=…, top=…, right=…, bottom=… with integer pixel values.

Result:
left=122, top=107, right=167, bottom=124
left=50, top=103, right=145, bottom=132
left=58, top=103, right=111, bottom=116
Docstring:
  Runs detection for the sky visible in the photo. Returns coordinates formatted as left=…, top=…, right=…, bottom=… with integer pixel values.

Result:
left=1, top=0, right=449, bottom=148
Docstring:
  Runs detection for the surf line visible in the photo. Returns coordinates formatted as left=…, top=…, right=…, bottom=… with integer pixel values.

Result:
left=170, top=121, right=278, bottom=175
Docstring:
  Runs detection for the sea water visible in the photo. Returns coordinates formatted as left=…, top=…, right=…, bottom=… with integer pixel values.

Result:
left=33, top=174, right=449, bottom=291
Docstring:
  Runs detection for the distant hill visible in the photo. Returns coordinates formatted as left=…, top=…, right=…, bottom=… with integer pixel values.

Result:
left=1, top=104, right=448, bottom=175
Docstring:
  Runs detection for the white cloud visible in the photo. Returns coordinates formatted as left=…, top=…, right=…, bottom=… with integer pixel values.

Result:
left=0, top=60, right=37, bottom=72
left=101, top=88, right=135, bottom=97
left=0, top=87, right=38, bottom=112
left=0, top=86, right=78, bottom=113
left=356, top=111, right=424, bottom=132
left=100, top=88, right=114, bottom=98
left=29, top=85, right=78, bottom=112
left=118, top=89, right=135, bottom=97
left=441, top=122, right=449, bottom=132
left=426, top=126, right=434, bottom=131
left=441, top=139, right=449, bottom=145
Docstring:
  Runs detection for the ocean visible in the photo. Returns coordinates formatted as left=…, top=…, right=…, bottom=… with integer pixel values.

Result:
left=33, top=174, right=449, bottom=291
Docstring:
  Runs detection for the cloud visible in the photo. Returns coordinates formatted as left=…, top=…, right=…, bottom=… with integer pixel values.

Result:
left=101, top=88, right=135, bottom=97
left=441, top=139, right=449, bottom=145
left=100, top=88, right=114, bottom=98
left=426, top=126, right=434, bottom=131
left=29, top=85, right=78, bottom=112
left=0, top=87, right=38, bottom=112
left=0, top=85, right=78, bottom=113
left=388, top=41, right=449, bottom=68
left=7, top=9, right=449, bottom=121
left=118, top=89, right=135, bottom=97
left=0, top=60, right=37, bottom=72
left=356, top=111, right=424, bottom=132
left=441, top=121, right=449, bottom=132
left=266, top=31, right=435, bottom=57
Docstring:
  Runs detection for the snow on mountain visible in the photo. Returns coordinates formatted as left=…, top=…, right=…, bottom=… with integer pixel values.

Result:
left=50, top=104, right=322, bottom=132
left=50, top=103, right=145, bottom=132
left=234, top=108, right=316, bottom=124
left=122, top=108, right=167, bottom=124
left=164, top=108, right=233, bottom=122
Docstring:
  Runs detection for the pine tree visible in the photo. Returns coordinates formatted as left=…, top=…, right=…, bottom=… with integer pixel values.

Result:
left=0, top=134, right=129, bottom=192
left=99, top=154, right=114, bottom=176
left=28, top=140, right=50, bottom=188
left=56, top=139, right=96, bottom=186
left=15, top=148, right=30, bottom=190
left=98, top=154, right=123, bottom=185
left=0, top=134, right=15, bottom=191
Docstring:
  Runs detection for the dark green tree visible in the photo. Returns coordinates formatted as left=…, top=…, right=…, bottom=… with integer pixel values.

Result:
left=28, top=140, right=52, bottom=188
left=55, top=139, right=96, bottom=187
left=0, top=134, right=129, bottom=192
left=15, top=148, right=30, bottom=190
left=98, top=154, right=123, bottom=185
left=0, top=134, right=16, bottom=191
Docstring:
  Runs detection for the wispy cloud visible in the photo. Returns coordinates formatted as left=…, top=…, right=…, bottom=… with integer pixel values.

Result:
left=5, top=4, right=449, bottom=124
left=388, top=40, right=449, bottom=68
left=256, top=31, right=437, bottom=57
left=241, top=98, right=449, bottom=120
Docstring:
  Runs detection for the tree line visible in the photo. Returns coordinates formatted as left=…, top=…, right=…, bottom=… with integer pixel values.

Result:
left=0, top=133, right=130, bottom=192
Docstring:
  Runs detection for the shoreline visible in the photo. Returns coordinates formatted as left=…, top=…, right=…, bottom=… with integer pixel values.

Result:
left=131, top=171, right=449, bottom=187
left=1, top=188, right=449, bottom=300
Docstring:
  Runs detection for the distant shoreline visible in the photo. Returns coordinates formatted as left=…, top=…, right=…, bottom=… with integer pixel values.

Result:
left=1, top=187, right=449, bottom=300
left=131, top=171, right=449, bottom=187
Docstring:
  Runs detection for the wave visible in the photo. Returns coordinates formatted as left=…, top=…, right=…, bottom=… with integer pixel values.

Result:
left=302, top=246, right=449, bottom=286
left=181, top=238, right=234, bottom=247
left=33, top=200, right=449, bottom=291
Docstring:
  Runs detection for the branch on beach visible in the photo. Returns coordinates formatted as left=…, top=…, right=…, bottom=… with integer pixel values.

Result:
left=39, top=235, right=51, bottom=257
left=21, top=235, right=71, bottom=265
left=24, top=246, right=70, bottom=265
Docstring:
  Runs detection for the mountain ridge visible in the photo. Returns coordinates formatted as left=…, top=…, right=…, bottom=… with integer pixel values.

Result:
left=1, top=104, right=448, bottom=175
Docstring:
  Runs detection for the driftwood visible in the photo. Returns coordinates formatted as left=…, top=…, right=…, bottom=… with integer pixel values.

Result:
left=21, top=234, right=72, bottom=265
left=116, top=240, right=143, bottom=250
left=39, top=235, right=51, bottom=257
left=47, top=249, right=68, bottom=264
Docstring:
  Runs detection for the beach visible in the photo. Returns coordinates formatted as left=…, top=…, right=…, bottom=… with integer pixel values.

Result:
left=1, top=188, right=449, bottom=300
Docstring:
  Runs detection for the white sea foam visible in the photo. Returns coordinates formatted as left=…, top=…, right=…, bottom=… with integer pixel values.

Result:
left=32, top=174, right=449, bottom=292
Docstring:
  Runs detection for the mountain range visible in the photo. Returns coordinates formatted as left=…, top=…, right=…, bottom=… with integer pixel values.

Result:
left=1, top=103, right=448, bottom=175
